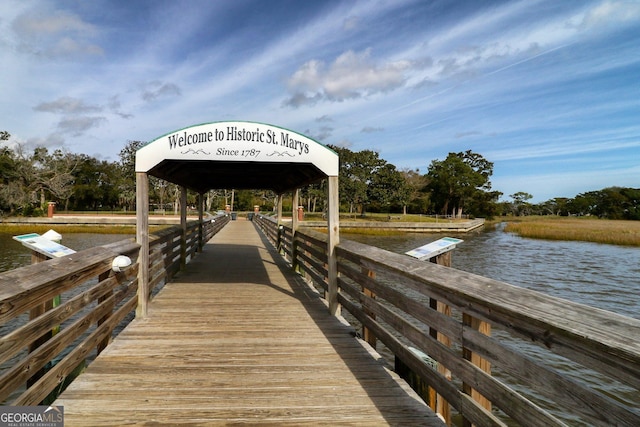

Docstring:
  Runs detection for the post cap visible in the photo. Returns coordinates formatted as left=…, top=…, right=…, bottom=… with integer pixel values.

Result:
left=112, top=255, right=132, bottom=272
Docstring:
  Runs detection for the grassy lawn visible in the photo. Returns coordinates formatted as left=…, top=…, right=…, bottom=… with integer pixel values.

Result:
left=502, top=216, right=640, bottom=246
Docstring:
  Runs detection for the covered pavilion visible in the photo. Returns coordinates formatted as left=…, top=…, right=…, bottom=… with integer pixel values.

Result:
left=134, top=121, right=340, bottom=317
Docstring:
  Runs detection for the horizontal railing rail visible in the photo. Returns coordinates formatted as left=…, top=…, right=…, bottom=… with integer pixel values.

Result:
left=254, top=214, right=640, bottom=426
left=0, top=213, right=230, bottom=405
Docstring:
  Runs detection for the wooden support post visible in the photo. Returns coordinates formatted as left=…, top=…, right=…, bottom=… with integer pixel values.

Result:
left=361, top=267, right=377, bottom=348
left=27, top=251, right=51, bottom=387
left=136, top=172, right=149, bottom=318
left=97, top=270, right=113, bottom=354
left=276, top=194, right=283, bottom=252
left=180, top=186, right=187, bottom=270
left=276, top=194, right=283, bottom=226
left=327, top=176, right=340, bottom=316
left=198, top=193, right=204, bottom=252
left=428, top=251, right=452, bottom=425
left=198, top=192, right=204, bottom=252
left=291, top=188, right=299, bottom=269
left=462, top=315, right=492, bottom=427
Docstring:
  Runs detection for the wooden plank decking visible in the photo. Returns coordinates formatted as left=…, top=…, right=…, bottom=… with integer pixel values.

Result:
left=55, top=219, right=443, bottom=426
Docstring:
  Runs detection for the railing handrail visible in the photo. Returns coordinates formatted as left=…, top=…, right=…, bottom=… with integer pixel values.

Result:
left=0, top=214, right=230, bottom=405
left=253, top=214, right=640, bottom=426
left=0, top=239, right=140, bottom=326
left=338, top=238, right=640, bottom=382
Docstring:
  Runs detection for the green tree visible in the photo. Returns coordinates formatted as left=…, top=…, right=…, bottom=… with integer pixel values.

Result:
left=509, top=192, right=533, bottom=216
left=301, top=182, right=325, bottom=213
left=118, top=140, right=146, bottom=211
left=368, top=163, right=409, bottom=213
left=621, top=188, right=640, bottom=220
left=328, top=145, right=386, bottom=214
left=538, top=197, right=570, bottom=216
left=30, top=148, right=78, bottom=211
left=400, top=168, right=429, bottom=214
left=0, top=140, right=22, bottom=215
left=426, top=150, right=494, bottom=217
left=70, top=155, right=119, bottom=210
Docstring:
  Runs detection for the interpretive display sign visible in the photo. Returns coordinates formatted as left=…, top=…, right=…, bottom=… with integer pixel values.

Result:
left=13, top=233, right=76, bottom=258
left=405, top=237, right=463, bottom=261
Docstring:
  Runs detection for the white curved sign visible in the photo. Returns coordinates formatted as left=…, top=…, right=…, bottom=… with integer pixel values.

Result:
left=136, top=121, right=338, bottom=177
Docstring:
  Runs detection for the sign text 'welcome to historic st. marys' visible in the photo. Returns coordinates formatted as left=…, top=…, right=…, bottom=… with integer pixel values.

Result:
left=167, top=125, right=310, bottom=158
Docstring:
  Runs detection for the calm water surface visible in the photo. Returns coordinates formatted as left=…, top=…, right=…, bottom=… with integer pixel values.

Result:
left=346, top=224, right=640, bottom=424
left=3, top=225, right=637, bottom=317
left=345, top=223, right=640, bottom=320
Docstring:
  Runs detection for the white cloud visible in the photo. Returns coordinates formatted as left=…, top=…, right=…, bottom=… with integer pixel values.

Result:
left=285, top=49, right=409, bottom=106
left=34, top=97, right=103, bottom=114
left=57, top=116, right=107, bottom=136
left=10, top=5, right=102, bottom=59
left=574, top=0, right=640, bottom=30
left=140, top=81, right=182, bottom=102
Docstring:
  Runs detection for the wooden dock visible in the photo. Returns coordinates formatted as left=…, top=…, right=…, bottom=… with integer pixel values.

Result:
left=55, top=219, right=443, bottom=426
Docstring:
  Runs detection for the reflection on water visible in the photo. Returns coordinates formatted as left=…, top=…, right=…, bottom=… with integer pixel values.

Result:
left=345, top=223, right=640, bottom=319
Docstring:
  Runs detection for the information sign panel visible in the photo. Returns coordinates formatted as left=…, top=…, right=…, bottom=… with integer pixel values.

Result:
left=13, top=233, right=76, bottom=258
left=405, top=237, right=463, bottom=261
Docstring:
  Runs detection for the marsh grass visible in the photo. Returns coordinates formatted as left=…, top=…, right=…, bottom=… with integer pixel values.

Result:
left=504, top=217, right=640, bottom=246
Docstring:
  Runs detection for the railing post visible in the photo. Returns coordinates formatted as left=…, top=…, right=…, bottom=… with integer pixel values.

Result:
left=429, top=251, right=452, bottom=425
left=291, top=189, right=299, bottom=270
left=361, top=266, right=377, bottom=348
left=97, top=270, right=113, bottom=354
left=136, top=171, right=149, bottom=318
left=180, top=186, right=187, bottom=270
left=27, top=251, right=51, bottom=388
left=198, top=192, right=204, bottom=252
left=462, top=315, right=492, bottom=427
left=327, top=175, right=340, bottom=316
left=276, top=194, right=283, bottom=253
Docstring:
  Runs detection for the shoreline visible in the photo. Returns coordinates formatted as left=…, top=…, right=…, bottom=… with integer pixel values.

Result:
left=0, top=214, right=485, bottom=233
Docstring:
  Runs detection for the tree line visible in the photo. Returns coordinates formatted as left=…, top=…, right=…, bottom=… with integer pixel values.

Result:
left=0, top=131, right=637, bottom=219
left=505, top=188, right=640, bottom=220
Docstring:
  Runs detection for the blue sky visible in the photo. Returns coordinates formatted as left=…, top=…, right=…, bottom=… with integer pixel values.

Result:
left=1, top=0, right=639, bottom=202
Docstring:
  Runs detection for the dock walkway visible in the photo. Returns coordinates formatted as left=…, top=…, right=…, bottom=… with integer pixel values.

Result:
left=55, top=219, right=443, bottom=426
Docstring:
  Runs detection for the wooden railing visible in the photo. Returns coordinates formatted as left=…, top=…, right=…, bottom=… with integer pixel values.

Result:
left=254, top=214, right=640, bottom=426
left=0, top=214, right=229, bottom=405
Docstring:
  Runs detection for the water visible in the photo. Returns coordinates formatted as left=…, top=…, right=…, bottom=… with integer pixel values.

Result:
left=345, top=223, right=640, bottom=320
left=344, top=224, right=640, bottom=425
left=4, top=225, right=636, bottom=317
